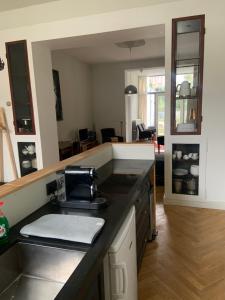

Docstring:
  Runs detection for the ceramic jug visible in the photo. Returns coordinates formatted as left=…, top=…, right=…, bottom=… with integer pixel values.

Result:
left=25, top=144, right=35, bottom=155
left=177, top=81, right=191, bottom=97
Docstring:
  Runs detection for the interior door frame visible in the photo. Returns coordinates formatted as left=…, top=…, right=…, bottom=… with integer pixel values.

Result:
left=148, top=92, right=165, bottom=137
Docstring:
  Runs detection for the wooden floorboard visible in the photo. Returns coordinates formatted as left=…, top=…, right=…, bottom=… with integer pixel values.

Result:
left=138, top=187, right=225, bottom=299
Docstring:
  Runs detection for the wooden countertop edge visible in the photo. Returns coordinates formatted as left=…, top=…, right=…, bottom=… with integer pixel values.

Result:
left=0, top=143, right=112, bottom=199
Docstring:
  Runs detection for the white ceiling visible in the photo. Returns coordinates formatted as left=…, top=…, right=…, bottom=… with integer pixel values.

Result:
left=0, top=0, right=179, bottom=13
left=0, top=0, right=59, bottom=12
left=47, top=24, right=165, bottom=64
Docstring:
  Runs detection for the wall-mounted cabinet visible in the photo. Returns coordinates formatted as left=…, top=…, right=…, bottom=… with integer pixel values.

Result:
left=17, top=142, right=37, bottom=177
left=171, top=15, right=205, bottom=135
left=6, top=40, right=35, bottom=135
left=172, top=144, right=199, bottom=195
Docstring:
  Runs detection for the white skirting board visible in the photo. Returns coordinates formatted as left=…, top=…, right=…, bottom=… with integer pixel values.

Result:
left=164, top=197, right=225, bottom=210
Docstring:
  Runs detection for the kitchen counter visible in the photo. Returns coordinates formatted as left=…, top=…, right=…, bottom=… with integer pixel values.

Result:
left=1, top=159, right=154, bottom=300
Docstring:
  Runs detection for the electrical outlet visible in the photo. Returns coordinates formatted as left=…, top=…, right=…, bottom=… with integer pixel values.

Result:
left=56, top=174, right=66, bottom=202
left=56, top=176, right=65, bottom=190
left=46, top=180, right=57, bottom=196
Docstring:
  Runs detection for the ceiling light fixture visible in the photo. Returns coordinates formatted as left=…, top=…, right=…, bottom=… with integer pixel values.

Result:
left=116, top=40, right=146, bottom=95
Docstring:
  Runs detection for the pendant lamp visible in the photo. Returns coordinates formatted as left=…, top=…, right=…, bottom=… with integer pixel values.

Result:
left=125, top=84, right=138, bottom=94
left=116, top=39, right=145, bottom=95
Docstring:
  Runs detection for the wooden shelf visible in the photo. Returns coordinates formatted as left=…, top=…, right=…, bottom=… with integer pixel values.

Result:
left=175, top=58, right=200, bottom=68
left=175, top=96, right=198, bottom=100
left=172, top=158, right=199, bottom=163
left=172, top=174, right=199, bottom=178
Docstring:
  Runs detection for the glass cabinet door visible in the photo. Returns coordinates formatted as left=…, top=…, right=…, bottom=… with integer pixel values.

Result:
left=6, top=40, right=35, bottom=135
left=171, top=15, right=205, bottom=135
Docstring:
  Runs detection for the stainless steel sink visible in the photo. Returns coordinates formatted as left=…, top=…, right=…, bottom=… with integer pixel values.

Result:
left=0, top=242, right=86, bottom=300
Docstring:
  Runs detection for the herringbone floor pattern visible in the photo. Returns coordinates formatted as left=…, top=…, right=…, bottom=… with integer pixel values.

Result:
left=138, top=187, right=225, bottom=300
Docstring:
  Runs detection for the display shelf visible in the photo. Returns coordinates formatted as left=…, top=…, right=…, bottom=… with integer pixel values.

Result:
left=177, top=31, right=200, bottom=35
left=175, top=57, right=200, bottom=67
left=176, top=63, right=200, bottom=68
left=6, top=40, right=35, bottom=135
left=172, top=158, right=199, bottom=163
left=171, top=15, right=205, bottom=135
left=17, top=142, right=37, bottom=177
left=172, top=143, right=199, bottom=195
left=22, top=167, right=38, bottom=177
left=175, top=96, right=198, bottom=100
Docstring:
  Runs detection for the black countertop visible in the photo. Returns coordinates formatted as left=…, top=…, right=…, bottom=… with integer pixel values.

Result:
left=1, top=159, right=154, bottom=300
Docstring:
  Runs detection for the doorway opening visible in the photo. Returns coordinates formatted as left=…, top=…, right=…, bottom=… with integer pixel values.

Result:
left=125, top=67, right=165, bottom=187
left=125, top=68, right=165, bottom=144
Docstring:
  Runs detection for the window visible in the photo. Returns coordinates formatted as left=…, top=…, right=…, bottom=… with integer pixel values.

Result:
left=147, top=75, right=165, bottom=93
left=139, top=74, right=165, bottom=136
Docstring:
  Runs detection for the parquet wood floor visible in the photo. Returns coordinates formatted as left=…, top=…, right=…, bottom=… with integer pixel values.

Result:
left=138, top=187, right=225, bottom=300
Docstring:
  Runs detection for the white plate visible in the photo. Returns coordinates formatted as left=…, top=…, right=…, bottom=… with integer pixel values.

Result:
left=177, top=123, right=195, bottom=132
left=173, top=168, right=188, bottom=176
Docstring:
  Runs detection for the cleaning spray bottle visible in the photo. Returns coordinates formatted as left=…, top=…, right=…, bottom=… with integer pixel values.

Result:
left=0, top=201, right=9, bottom=245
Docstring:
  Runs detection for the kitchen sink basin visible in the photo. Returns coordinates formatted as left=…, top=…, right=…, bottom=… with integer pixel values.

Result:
left=0, top=242, right=86, bottom=300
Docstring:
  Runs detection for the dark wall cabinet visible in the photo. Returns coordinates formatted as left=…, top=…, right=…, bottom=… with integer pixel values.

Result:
left=6, top=40, right=35, bottom=135
left=171, top=15, right=205, bottom=135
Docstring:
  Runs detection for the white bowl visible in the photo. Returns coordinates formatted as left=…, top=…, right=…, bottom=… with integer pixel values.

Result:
left=173, top=168, right=188, bottom=176
left=190, top=165, right=199, bottom=176
left=22, top=160, right=31, bottom=169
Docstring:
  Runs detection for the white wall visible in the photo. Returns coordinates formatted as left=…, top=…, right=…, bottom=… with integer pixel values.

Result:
left=125, top=70, right=140, bottom=140
left=32, top=43, right=59, bottom=167
left=52, top=52, right=93, bottom=141
left=125, top=94, right=138, bottom=142
left=91, top=58, right=164, bottom=141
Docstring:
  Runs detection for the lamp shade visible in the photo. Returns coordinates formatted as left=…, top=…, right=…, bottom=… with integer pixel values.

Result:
left=125, top=84, right=138, bottom=95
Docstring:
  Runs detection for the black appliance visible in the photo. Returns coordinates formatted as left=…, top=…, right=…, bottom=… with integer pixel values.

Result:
left=59, top=166, right=108, bottom=209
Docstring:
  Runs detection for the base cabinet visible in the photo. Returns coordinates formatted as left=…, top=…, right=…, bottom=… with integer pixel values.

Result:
left=78, top=266, right=105, bottom=300
left=135, top=177, right=152, bottom=270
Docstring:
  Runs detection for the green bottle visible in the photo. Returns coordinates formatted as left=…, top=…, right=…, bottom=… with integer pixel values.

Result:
left=0, top=202, right=9, bottom=245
